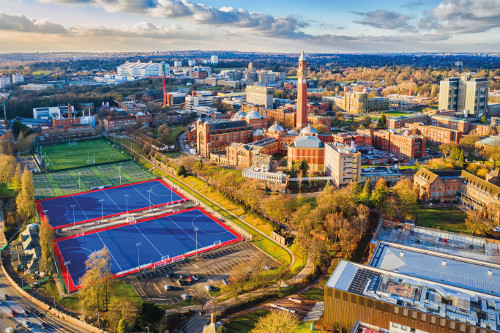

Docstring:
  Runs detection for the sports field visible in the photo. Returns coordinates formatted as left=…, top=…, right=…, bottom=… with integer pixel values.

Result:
left=54, top=207, right=242, bottom=291
left=40, top=139, right=129, bottom=171
left=37, top=179, right=187, bottom=229
left=33, top=161, right=153, bottom=199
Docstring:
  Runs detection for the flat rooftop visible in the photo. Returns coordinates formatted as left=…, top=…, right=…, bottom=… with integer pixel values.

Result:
left=326, top=261, right=500, bottom=332
left=370, top=242, right=500, bottom=297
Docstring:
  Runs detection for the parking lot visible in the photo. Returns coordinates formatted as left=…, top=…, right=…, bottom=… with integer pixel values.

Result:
left=126, top=241, right=277, bottom=304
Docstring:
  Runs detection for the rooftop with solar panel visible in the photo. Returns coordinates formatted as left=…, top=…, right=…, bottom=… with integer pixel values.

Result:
left=326, top=241, right=500, bottom=332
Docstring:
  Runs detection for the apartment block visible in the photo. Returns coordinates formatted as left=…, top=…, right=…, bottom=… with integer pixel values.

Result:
left=406, top=123, right=462, bottom=145
left=439, top=75, right=489, bottom=117
left=372, top=130, right=426, bottom=159
left=325, top=142, right=361, bottom=188
left=246, top=85, right=273, bottom=108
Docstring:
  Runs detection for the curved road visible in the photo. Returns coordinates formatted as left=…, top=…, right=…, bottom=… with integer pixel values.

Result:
left=0, top=266, right=92, bottom=333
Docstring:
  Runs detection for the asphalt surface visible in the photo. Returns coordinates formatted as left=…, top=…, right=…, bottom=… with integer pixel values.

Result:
left=0, top=266, right=92, bottom=333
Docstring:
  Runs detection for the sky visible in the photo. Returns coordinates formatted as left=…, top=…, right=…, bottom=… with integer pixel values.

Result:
left=1, top=0, right=500, bottom=53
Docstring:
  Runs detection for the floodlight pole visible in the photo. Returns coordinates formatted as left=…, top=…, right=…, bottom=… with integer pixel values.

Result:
left=194, top=227, right=199, bottom=257
left=118, top=165, right=122, bottom=185
left=136, top=242, right=141, bottom=273
left=77, top=172, right=81, bottom=190
left=148, top=189, right=152, bottom=211
left=124, top=194, right=129, bottom=216
left=99, top=199, right=104, bottom=223
left=71, top=205, right=76, bottom=228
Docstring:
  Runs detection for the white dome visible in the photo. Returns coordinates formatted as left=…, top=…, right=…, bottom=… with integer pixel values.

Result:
left=245, top=110, right=262, bottom=120
left=268, top=122, right=285, bottom=133
left=231, top=110, right=246, bottom=121
left=287, top=129, right=298, bottom=135
left=300, top=125, right=318, bottom=135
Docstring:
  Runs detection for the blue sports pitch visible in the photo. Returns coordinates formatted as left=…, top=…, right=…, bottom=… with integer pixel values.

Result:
left=37, top=179, right=186, bottom=229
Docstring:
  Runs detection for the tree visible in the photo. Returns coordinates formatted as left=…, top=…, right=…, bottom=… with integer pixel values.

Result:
left=360, top=180, right=371, bottom=203
left=176, top=165, right=186, bottom=176
left=481, top=115, right=487, bottom=124
left=460, top=135, right=480, bottom=156
left=78, top=247, right=115, bottom=315
left=370, top=178, right=389, bottom=210
left=376, top=114, right=387, bottom=129
left=16, top=167, right=35, bottom=222
left=251, top=310, right=299, bottom=333
left=38, top=218, right=55, bottom=273
left=14, top=163, right=21, bottom=191
left=0, top=155, right=16, bottom=185
left=134, top=302, right=164, bottom=332
left=117, top=318, right=130, bottom=333
left=465, top=207, right=495, bottom=236
left=384, top=179, right=417, bottom=220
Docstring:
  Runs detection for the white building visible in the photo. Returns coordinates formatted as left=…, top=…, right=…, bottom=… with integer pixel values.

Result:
left=116, top=61, right=168, bottom=78
left=210, top=55, right=219, bottom=65
left=325, top=142, right=361, bottom=188
left=185, top=94, right=214, bottom=111
left=188, top=60, right=196, bottom=66
left=11, top=73, right=24, bottom=84
left=0, top=76, right=11, bottom=89
left=33, top=105, right=74, bottom=120
left=246, top=85, right=273, bottom=108
left=174, top=60, right=182, bottom=67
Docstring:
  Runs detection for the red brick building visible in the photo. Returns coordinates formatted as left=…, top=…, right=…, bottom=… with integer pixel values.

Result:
left=414, top=168, right=463, bottom=203
left=196, top=119, right=254, bottom=157
left=260, top=107, right=296, bottom=128
left=287, top=135, right=325, bottom=173
left=405, top=123, right=462, bottom=145
left=387, top=114, right=430, bottom=129
left=372, top=130, right=426, bottom=158
left=296, top=51, right=308, bottom=129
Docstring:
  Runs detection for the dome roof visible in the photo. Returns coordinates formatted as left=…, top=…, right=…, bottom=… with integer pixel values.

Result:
left=287, top=129, right=298, bottom=135
left=231, top=110, right=246, bottom=121
left=245, top=110, right=262, bottom=120
left=268, top=122, right=285, bottom=133
left=300, top=125, right=318, bottom=135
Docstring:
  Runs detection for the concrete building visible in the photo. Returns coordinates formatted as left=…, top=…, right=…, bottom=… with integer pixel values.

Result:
left=322, top=241, right=500, bottom=333
left=246, top=85, right=273, bottom=108
left=325, top=142, right=361, bottom=188
left=296, top=51, right=308, bottom=128
left=117, top=61, right=168, bottom=77
left=345, top=91, right=368, bottom=114
left=210, top=55, right=218, bottom=65
left=0, top=76, right=11, bottom=89
left=185, top=92, right=214, bottom=111
left=439, top=75, right=489, bottom=117
left=11, top=73, right=24, bottom=84
left=33, top=105, right=74, bottom=120
left=360, top=167, right=402, bottom=185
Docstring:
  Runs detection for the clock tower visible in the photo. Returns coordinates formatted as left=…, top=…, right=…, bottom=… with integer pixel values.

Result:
left=296, top=50, right=308, bottom=129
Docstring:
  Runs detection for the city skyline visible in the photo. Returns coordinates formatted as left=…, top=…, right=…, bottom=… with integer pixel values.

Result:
left=1, top=0, right=500, bottom=53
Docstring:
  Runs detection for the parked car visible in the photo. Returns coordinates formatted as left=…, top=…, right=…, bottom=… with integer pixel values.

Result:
left=191, top=275, right=199, bottom=281
left=38, top=322, right=48, bottom=329
left=176, top=279, right=183, bottom=287
left=494, top=226, right=500, bottom=232
left=181, top=293, right=190, bottom=300
left=205, top=285, right=212, bottom=291
left=265, top=265, right=271, bottom=270
left=221, top=278, right=228, bottom=285
left=164, top=285, right=171, bottom=291
left=9, top=309, right=17, bottom=317
left=22, top=321, right=31, bottom=329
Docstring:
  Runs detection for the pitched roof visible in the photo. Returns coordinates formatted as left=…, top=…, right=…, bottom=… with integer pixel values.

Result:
left=207, top=120, right=252, bottom=131
left=461, top=170, right=500, bottom=198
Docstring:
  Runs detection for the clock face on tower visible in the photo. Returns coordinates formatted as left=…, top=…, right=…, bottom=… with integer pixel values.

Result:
left=303, top=79, right=306, bottom=83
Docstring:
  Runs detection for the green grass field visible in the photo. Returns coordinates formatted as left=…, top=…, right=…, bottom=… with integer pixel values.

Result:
left=383, top=111, right=414, bottom=117
left=40, top=139, right=129, bottom=171
left=415, top=204, right=468, bottom=234
left=33, top=161, right=154, bottom=199
left=223, top=309, right=270, bottom=332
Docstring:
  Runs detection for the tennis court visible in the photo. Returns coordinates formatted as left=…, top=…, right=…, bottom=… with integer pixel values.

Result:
left=40, top=139, right=129, bottom=171
left=33, top=161, right=154, bottom=199
left=37, top=179, right=187, bottom=229
left=54, top=207, right=243, bottom=291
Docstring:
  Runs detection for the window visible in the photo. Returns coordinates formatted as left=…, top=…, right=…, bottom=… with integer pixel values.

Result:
left=394, top=306, right=400, bottom=314
left=403, top=308, right=409, bottom=317
left=401, top=325, right=408, bottom=330
left=392, top=323, right=398, bottom=328
left=440, top=318, right=446, bottom=327
left=411, top=311, right=417, bottom=319
left=430, top=316, right=436, bottom=325
left=420, top=313, right=426, bottom=322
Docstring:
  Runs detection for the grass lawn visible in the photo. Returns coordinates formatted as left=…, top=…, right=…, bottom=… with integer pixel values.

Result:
left=293, top=321, right=321, bottom=332
left=224, top=309, right=270, bottom=333
left=40, top=139, right=129, bottom=171
left=383, top=111, right=413, bottom=117
left=300, top=288, right=324, bottom=302
left=166, top=126, right=185, bottom=145
left=0, top=183, right=16, bottom=198
left=415, top=204, right=468, bottom=234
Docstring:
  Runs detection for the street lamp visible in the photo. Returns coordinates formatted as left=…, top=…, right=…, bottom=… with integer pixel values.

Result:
left=194, top=227, right=199, bottom=257
left=136, top=242, right=141, bottom=273
left=147, top=188, right=152, bottom=211
left=99, top=199, right=104, bottom=223
left=64, top=261, right=71, bottom=293
left=77, top=172, right=81, bottom=190
left=124, top=194, right=129, bottom=216
left=118, top=165, right=122, bottom=185
left=70, top=205, right=76, bottom=228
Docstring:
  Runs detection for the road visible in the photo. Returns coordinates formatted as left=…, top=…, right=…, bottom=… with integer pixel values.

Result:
left=177, top=131, right=195, bottom=156
left=0, top=266, right=92, bottom=333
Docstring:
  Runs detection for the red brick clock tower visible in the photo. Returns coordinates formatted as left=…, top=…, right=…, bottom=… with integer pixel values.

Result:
left=296, top=50, right=308, bottom=129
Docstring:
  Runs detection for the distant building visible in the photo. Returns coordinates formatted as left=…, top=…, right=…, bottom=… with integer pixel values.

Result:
left=196, top=119, right=253, bottom=157
left=439, top=75, right=489, bottom=117
left=325, top=142, right=361, bottom=188
left=210, top=55, right=219, bottom=65
left=11, top=73, right=24, bottom=84
left=117, top=61, right=168, bottom=77
left=246, top=85, right=273, bottom=108
left=33, top=105, right=74, bottom=120
left=0, top=76, right=11, bottom=89
left=344, top=91, right=368, bottom=114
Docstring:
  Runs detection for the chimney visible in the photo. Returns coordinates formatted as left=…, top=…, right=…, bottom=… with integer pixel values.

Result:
left=211, top=313, right=215, bottom=324
left=68, top=102, right=72, bottom=119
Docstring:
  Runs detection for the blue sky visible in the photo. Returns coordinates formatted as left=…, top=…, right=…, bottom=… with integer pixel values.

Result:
left=1, top=0, right=499, bottom=53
